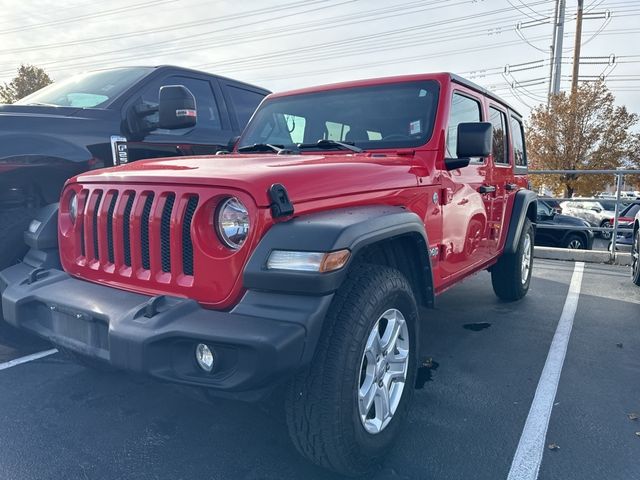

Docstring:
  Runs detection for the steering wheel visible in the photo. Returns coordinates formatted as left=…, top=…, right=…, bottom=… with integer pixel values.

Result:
left=382, top=134, right=411, bottom=141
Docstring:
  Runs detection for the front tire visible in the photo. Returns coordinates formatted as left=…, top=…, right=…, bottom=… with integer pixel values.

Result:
left=285, top=264, right=418, bottom=477
left=491, top=218, right=534, bottom=301
left=564, top=234, right=586, bottom=250
left=632, top=228, right=640, bottom=286
left=600, top=220, right=612, bottom=240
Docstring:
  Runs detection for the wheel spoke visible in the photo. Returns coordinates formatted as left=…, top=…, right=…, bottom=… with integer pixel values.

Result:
left=375, top=383, right=391, bottom=422
left=359, top=378, right=376, bottom=417
left=381, top=313, right=403, bottom=353
left=365, top=327, right=382, bottom=358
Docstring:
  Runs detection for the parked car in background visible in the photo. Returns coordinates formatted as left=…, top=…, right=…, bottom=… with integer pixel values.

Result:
left=0, top=65, right=269, bottom=271
left=560, top=199, right=624, bottom=240
left=540, top=197, right=562, bottom=214
left=608, top=203, right=640, bottom=252
left=536, top=199, right=594, bottom=249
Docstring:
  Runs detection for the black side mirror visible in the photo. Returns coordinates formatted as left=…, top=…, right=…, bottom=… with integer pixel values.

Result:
left=158, top=85, right=197, bottom=130
left=444, top=122, right=492, bottom=171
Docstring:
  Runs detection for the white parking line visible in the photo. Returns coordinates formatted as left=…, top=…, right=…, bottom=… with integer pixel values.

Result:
left=507, top=261, right=585, bottom=480
left=0, top=348, right=58, bottom=371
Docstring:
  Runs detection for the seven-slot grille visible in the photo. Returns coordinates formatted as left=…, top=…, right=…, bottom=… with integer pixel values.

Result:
left=76, top=187, right=199, bottom=278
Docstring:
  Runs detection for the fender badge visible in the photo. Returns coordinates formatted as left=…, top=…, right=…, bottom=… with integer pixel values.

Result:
left=432, top=192, right=439, bottom=204
left=429, top=247, right=439, bottom=258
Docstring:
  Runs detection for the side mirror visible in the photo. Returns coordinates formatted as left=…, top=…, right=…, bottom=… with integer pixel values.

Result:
left=158, top=85, right=197, bottom=130
left=591, top=206, right=602, bottom=212
left=444, top=122, right=492, bottom=171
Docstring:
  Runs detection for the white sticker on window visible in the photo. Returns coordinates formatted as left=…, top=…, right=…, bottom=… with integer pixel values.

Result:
left=409, top=120, right=422, bottom=135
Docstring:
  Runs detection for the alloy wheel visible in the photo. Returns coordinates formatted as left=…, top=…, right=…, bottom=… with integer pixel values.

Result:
left=358, top=308, right=410, bottom=435
left=521, top=232, right=532, bottom=285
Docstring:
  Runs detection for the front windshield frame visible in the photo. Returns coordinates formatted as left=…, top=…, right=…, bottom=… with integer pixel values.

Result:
left=238, top=80, right=440, bottom=152
left=16, top=67, right=154, bottom=109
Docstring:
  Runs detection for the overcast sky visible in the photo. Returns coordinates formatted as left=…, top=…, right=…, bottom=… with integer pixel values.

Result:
left=1, top=0, right=638, bottom=118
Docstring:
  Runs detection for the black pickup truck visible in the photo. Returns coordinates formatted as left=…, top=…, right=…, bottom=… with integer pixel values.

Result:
left=0, top=65, right=269, bottom=269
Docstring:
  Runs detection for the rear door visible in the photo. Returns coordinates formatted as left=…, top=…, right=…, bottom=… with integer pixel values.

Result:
left=486, top=104, right=513, bottom=255
left=220, top=82, right=268, bottom=132
left=440, top=89, right=493, bottom=281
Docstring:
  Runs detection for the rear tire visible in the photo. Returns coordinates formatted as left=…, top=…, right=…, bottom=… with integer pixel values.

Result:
left=285, top=264, right=418, bottom=477
left=491, top=218, right=534, bottom=301
left=632, top=228, right=640, bottom=286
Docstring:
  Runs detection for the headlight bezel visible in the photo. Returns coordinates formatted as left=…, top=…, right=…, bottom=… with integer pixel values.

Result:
left=68, top=191, right=78, bottom=223
left=215, top=196, right=250, bottom=250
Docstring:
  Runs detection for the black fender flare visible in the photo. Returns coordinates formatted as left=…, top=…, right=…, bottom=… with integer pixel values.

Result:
left=504, top=190, right=537, bottom=255
left=243, top=205, right=434, bottom=305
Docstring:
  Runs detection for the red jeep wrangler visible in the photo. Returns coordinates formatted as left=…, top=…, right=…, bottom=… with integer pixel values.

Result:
left=0, top=73, right=536, bottom=476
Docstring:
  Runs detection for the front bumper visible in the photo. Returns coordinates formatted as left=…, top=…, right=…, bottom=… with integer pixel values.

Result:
left=0, top=262, right=332, bottom=398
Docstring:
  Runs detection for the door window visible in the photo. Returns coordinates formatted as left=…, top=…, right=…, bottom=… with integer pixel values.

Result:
left=141, top=76, right=222, bottom=133
left=226, top=86, right=266, bottom=128
left=447, top=93, right=482, bottom=159
left=510, top=116, right=527, bottom=167
left=489, top=107, right=509, bottom=165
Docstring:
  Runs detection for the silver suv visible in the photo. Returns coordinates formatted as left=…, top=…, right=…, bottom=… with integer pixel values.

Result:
left=560, top=199, right=618, bottom=239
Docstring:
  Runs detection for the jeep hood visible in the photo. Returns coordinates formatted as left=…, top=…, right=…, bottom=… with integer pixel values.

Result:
left=73, top=153, right=422, bottom=207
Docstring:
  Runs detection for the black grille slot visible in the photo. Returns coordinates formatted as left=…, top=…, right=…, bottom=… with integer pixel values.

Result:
left=122, top=193, right=135, bottom=266
left=80, top=191, right=86, bottom=257
left=141, top=193, right=154, bottom=270
left=106, top=192, right=118, bottom=264
left=160, top=194, right=175, bottom=273
left=182, top=195, right=198, bottom=276
left=92, top=191, right=103, bottom=260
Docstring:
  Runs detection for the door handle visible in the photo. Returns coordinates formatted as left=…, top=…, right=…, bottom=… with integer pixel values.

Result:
left=505, top=183, right=518, bottom=191
left=478, top=185, right=496, bottom=194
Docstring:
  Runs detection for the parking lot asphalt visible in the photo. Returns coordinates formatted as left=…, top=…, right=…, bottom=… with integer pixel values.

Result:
left=0, top=259, right=638, bottom=480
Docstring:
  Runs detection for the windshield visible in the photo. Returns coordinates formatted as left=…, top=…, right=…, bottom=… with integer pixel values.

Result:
left=238, top=81, right=440, bottom=151
left=16, top=67, right=153, bottom=108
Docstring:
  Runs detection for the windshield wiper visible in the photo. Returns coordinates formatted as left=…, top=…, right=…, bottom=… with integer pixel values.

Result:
left=297, top=139, right=363, bottom=153
left=237, top=143, right=295, bottom=154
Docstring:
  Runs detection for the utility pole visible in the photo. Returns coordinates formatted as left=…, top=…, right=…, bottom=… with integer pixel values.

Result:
left=548, top=0, right=560, bottom=98
left=571, top=0, right=584, bottom=92
left=551, top=0, right=566, bottom=95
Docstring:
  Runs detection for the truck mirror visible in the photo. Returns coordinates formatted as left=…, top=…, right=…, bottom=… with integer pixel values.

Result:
left=456, top=122, right=492, bottom=158
left=158, top=85, right=197, bottom=130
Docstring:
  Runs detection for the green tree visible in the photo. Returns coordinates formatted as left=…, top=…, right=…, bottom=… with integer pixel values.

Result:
left=0, top=64, right=52, bottom=104
left=527, top=80, right=638, bottom=198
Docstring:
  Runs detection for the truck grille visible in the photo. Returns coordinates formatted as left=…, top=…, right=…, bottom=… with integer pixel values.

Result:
left=76, top=187, right=199, bottom=278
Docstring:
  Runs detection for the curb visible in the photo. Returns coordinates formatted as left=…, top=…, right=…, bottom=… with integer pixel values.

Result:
left=533, top=246, right=632, bottom=266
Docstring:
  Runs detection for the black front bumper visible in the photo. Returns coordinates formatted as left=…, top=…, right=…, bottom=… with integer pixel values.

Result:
left=1, top=263, right=332, bottom=399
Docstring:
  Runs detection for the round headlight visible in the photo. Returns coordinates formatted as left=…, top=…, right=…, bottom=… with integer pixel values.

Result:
left=216, top=197, right=250, bottom=249
left=69, top=192, right=78, bottom=223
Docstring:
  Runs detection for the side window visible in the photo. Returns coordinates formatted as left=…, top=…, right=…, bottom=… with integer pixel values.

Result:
left=510, top=116, right=527, bottom=167
left=325, top=121, right=351, bottom=141
left=140, top=76, right=222, bottom=133
left=226, top=86, right=265, bottom=128
left=488, top=107, right=509, bottom=164
left=447, top=93, right=482, bottom=159
left=284, top=114, right=306, bottom=144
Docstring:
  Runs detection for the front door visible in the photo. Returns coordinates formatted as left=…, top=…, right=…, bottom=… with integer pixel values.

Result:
left=121, top=75, right=236, bottom=165
left=440, top=90, right=493, bottom=281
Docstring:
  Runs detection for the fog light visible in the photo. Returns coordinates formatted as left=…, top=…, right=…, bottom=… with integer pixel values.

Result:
left=195, top=343, right=215, bottom=372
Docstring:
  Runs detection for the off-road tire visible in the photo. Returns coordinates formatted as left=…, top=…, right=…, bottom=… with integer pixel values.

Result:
left=285, top=264, right=419, bottom=477
left=0, top=208, right=37, bottom=271
left=632, top=228, right=640, bottom=286
left=58, top=347, right=117, bottom=372
left=564, top=234, right=587, bottom=250
left=491, top=218, right=534, bottom=301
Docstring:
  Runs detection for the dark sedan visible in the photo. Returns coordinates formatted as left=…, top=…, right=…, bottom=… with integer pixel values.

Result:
left=535, top=200, right=594, bottom=250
